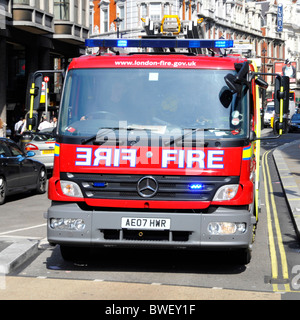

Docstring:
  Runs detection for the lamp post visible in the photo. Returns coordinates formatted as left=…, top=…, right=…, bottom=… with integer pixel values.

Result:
left=262, top=48, right=267, bottom=76
left=114, top=15, right=123, bottom=38
left=262, top=47, right=267, bottom=108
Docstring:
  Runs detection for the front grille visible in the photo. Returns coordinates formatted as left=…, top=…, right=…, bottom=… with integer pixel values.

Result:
left=123, top=230, right=169, bottom=241
left=61, top=173, right=239, bottom=201
left=102, top=229, right=190, bottom=242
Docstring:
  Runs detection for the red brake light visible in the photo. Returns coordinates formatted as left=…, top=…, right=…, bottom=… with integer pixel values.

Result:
left=25, top=143, right=38, bottom=151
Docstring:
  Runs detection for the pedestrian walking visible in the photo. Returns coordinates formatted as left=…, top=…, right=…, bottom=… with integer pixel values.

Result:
left=51, top=116, right=57, bottom=127
left=0, top=118, right=6, bottom=137
left=38, top=115, right=52, bottom=131
left=14, top=117, right=23, bottom=132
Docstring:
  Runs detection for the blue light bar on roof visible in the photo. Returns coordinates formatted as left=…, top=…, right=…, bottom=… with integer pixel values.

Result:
left=85, top=38, right=234, bottom=49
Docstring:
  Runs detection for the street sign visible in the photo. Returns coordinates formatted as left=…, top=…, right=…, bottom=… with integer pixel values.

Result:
left=44, top=76, right=49, bottom=82
left=277, top=4, right=283, bottom=32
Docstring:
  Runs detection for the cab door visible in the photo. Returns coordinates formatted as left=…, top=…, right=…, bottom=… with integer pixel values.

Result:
left=7, top=141, right=37, bottom=187
left=0, top=140, right=21, bottom=192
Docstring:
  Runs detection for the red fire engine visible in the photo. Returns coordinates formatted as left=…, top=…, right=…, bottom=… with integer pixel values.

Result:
left=28, top=17, right=289, bottom=264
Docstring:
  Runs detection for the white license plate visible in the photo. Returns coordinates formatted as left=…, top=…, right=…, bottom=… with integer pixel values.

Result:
left=121, top=217, right=170, bottom=230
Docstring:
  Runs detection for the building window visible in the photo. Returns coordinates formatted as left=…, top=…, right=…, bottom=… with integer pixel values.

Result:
left=74, top=0, right=78, bottom=23
left=89, top=2, right=94, bottom=33
left=54, top=0, right=70, bottom=21
left=44, top=0, right=50, bottom=12
left=102, top=8, right=109, bottom=32
left=141, top=3, right=147, bottom=18
left=149, top=2, right=161, bottom=21
left=13, top=0, right=30, bottom=4
left=82, top=0, right=86, bottom=26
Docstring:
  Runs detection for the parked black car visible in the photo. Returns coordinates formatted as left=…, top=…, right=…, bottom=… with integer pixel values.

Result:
left=0, top=138, right=47, bottom=205
left=289, top=113, right=300, bottom=132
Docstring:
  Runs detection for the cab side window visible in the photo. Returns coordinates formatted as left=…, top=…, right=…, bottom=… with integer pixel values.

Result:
left=0, top=142, right=10, bottom=158
left=8, top=142, right=23, bottom=157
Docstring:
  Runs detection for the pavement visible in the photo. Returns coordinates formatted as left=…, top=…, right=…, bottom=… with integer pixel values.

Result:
left=0, top=138, right=299, bottom=299
left=0, top=237, right=39, bottom=274
left=273, top=138, right=300, bottom=239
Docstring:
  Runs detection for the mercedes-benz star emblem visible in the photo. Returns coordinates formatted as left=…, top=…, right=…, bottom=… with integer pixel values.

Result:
left=137, top=176, right=158, bottom=198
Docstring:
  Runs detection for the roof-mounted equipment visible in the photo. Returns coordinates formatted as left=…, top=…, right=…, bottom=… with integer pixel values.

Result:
left=85, top=38, right=234, bottom=50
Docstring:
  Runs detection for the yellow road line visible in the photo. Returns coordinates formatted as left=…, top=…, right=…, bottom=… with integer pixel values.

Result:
left=263, top=150, right=291, bottom=292
left=262, top=151, right=278, bottom=280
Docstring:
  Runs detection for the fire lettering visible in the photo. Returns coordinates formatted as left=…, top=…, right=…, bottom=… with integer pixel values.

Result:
left=161, top=149, right=224, bottom=169
left=75, top=147, right=224, bottom=169
left=75, top=147, right=137, bottom=167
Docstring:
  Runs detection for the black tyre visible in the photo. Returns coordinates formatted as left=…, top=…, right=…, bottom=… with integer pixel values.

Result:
left=60, top=245, right=90, bottom=262
left=0, top=177, right=6, bottom=205
left=235, top=247, right=252, bottom=265
left=36, top=167, right=47, bottom=194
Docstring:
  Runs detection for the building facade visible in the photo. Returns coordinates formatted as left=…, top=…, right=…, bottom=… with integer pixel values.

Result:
left=90, top=0, right=300, bottom=99
left=0, top=0, right=90, bottom=135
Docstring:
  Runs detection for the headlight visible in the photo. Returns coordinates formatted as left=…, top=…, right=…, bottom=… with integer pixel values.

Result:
left=213, top=184, right=239, bottom=201
left=208, top=222, right=246, bottom=235
left=50, top=218, right=86, bottom=231
left=60, top=180, right=83, bottom=198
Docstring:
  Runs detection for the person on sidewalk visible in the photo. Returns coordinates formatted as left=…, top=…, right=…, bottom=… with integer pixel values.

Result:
left=0, top=118, right=7, bottom=138
left=38, top=116, right=52, bottom=131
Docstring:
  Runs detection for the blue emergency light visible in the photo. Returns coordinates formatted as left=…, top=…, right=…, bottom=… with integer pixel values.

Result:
left=189, top=183, right=204, bottom=190
left=85, top=38, right=234, bottom=49
left=93, top=182, right=107, bottom=188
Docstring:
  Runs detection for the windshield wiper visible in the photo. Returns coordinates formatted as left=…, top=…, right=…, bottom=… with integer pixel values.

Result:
left=165, top=128, right=235, bottom=146
left=81, top=126, right=154, bottom=145
left=81, top=128, right=119, bottom=145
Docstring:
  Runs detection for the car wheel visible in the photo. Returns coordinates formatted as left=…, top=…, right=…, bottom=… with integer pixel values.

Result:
left=0, top=177, right=7, bottom=205
left=60, top=245, right=90, bottom=262
left=36, top=168, right=47, bottom=194
left=232, top=247, right=252, bottom=265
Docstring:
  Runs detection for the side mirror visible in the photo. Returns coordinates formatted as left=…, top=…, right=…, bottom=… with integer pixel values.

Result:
left=26, top=151, right=35, bottom=157
left=255, top=77, right=268, bottom=89
left=224, top=62, right=249, bottom=95
left=219, top=87, right=233, bottom=108
left=224, top=74, right=239, bottom=94
left=274, top=75, right=289, bottom=115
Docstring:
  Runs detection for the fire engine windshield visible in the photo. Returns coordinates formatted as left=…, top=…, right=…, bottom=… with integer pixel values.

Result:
left=58, top=68, right=249, bottom=143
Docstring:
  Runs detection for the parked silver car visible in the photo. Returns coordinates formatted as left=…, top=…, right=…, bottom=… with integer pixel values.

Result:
left=24, top=128, right=56, bottom=170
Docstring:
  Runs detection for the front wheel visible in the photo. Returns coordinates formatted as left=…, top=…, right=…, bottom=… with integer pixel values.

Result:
left=36, top=168, right=47, bottom=194
left=234, top=247, right=252, bottom=265
left=60, top=245, right=90, bottom=262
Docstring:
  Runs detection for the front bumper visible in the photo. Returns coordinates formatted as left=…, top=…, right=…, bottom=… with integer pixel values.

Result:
left=46, top=202, right=256, bottom=250
left=264, top=118, right=271, bottom=125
